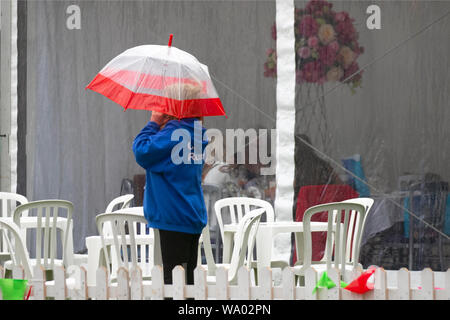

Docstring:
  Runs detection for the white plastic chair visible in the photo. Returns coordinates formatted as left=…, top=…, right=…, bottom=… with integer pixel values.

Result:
left=214, top=197, right=288, bottom=270
left=0, top=192, right=28, bottom=261
left=0, top=218, right=33, bottom=279
left=292, top=201, right=369, bottom=281
left=84, top=194, right=135, bottom=285
left=6, top=200, right=75, bottom=272
left=204, top=208, right=264, bottom=285
left=96, top=212, right=153, bottom=283
left=340, top=197, right=374, bottom=263
left=0, top=218, right=78, bottom=290
left=197, top=226, right=218, bottom=276
left=103, top=194, right=135, bottom=236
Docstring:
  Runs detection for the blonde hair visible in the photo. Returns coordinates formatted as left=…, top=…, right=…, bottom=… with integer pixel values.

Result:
left=163, top=82, right=202, bottom=100
left=163, top=82, right=203, bottom=119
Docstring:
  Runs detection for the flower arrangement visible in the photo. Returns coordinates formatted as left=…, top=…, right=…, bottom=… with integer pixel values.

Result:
left=264, top=0, right=364, bottom=92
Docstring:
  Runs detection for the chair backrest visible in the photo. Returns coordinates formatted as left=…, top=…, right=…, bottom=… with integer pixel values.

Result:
left=0, top=192, right=28, bottom=218
left=0, top=193, right=28, bottom=255
left=105, top=194, right=134, bottom=213
left=302, top=201, right=367, bottom=276
left=0, top=218, right=32, bottom=279
left=340, top=197, right=374, bottom=263
left=227, top=208, right=264, bottom=284
left=294, top=184, right=360, bottom=264
left=13, top=200, right=74, bottom=270
left=103, top=194, right=135, bottom=237
left=214, top=197, right=274, bottom=241
left=96, top=212, right=153, bottom=281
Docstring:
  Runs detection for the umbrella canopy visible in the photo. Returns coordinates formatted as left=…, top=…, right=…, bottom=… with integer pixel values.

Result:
left=86, top=36, right=226, bottom=119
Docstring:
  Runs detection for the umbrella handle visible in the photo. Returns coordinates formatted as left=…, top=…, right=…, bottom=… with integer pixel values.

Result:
left=168, top=34, right=173, bottom=47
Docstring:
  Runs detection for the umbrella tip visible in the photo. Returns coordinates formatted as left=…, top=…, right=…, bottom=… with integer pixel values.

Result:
left=168, top=34, right=173, bottom=47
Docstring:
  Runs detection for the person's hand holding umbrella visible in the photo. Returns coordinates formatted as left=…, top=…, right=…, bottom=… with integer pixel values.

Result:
left=150, top=111, right=171, bottom=129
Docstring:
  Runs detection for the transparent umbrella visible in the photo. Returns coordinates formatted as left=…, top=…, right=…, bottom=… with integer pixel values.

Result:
left=86, top=34, right=226, bottom=119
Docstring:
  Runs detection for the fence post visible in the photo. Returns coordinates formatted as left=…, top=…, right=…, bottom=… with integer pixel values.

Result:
left=117, top=267, right=130, bottom=300
left=151, top=265, right=164, bottom=300
left=54, top=266, right=67, bottom=300
left=194, top=266, right=207, bottom=300
left=75, top=266, right=88, bottom=300
left=444, top=269, right=450, bottom=300
left=417, top=268, right=434, bottom=300
left=327, top=268, right=341, bottom=300
left=216, top=267, right=229, bottom=300
left=394, top=268, right=411, bottom=300
left=374, top=267, right=387, bottom=300
left=173, top=265, right=186, bottom=300
left=281, top=267, right=295, bottom=300
left=95, top=266, right=109, bottom=300
left=237, top=266, right=251, bottom=300
left=130, top=266, right=143, bottom=300
left=259, top=267, right=273, bottom=300
left=30, top=265, right=46, bottom=300
left=305, top=267, right=317, bottom=300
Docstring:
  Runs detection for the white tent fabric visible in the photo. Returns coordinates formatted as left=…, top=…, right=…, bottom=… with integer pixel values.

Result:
left=0, top=0, right=18, bottom=194
left=273, top=0, right=296, bottom=264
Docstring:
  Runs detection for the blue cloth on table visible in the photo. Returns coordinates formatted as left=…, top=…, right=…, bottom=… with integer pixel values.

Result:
left=341, top=155, right=370, bottom=197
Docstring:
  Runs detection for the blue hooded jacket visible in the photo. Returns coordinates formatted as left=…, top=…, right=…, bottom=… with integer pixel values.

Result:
left=133, top=118, right=208, bottom=234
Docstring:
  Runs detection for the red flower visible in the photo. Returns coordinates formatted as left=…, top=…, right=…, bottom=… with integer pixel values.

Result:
left=299, top=61, right=324, bottom=83
left=299, top=15, right=319, bottom=38
left=336, top=20, right=357, bottom=43
left=344, top=61, right=362, bottom=82
left=305, top=0, right=332, bottom=13
left=318, top=44, right=337, bottom=67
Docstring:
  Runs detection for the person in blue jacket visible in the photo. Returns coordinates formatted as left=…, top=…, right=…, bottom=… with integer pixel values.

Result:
left=133, top=85, right=209, bottom=285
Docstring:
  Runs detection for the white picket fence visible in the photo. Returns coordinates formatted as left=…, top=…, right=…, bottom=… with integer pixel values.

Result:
left=1, top=264, right=450, bottom=300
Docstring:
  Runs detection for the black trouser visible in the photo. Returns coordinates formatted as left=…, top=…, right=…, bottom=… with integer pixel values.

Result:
left=158, top=229, right=200, bottom=285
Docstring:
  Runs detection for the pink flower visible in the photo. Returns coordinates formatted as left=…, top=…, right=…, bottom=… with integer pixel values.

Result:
left=271, top=23, right=277, bottom=40
left=300, top=61, right=324, bottom=83
left=318, top=45, right=337, bottom=67
left=328, top=40, right=339, bottom=52
left=266, top=48, right=275, bottom=57
left=308, top=36, right=319, bottom=49
left=298, top=46, right=311, bottom=59
left=299, top=15, right=319, bottom=38
left=334, top=12, right=348, bottom=22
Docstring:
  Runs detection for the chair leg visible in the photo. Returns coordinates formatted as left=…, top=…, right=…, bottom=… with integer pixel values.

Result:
left=252, top=268, right=258, bottom=286
left=438, top=235, right=445, bottom=271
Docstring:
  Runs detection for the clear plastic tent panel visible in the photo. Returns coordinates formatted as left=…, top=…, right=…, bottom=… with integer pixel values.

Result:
left=24, top=0, right=450, bottom=271
left=281, top=0, right=450, bottom=271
